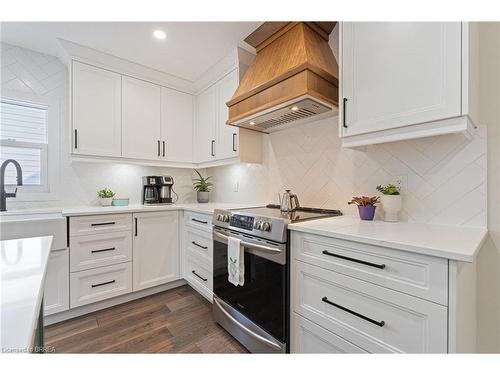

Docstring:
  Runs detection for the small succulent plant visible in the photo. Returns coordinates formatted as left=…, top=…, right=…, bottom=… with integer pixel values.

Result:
left=348, top=196, right=380, bottom=207
left=97, top=188, right=115, bottom=198
left=376, top=184, right=400, bottom=195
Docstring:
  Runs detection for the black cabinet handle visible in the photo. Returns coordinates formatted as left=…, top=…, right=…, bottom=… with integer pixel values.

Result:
left=91, top=279, right=116, bottom=288
left=91, top=247, right=115, bottom=254
left=135, top=217, right=138, bottom=237
left=322, top=250, right=386, bottom=269
left=322, top=297, right=385, bottom=327
left=192, top=241, right=208, bottom=250
left=91, top=222, right=115, bottom=227
left=342, top=98, right=348, bottom=128
left=192, top=270, right=207, bottom=282
left=232, top=133, right=237, bottom=152
left=74, top=129, right=78, bottom=149
left=191, top=218, right=208, bottom=224
left=163, top=140, right=166, bottom=157
left=157, top=140, right=161, bottom=157
left=211, top=140, right=215, bottom=157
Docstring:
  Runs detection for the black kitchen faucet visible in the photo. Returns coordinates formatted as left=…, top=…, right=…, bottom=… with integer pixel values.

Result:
left=0, top=159, right=23, bottom=212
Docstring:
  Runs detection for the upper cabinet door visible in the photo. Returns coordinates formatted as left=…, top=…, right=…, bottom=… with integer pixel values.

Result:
left=122, top=76, right=161, bottom=160
left=160, top=87, right=194, bottom=163
left=341, top=22, right=462, bottom=137
left=72, top=61, right=122, bottom=157
left=216, top=69, right=239, bottom=160
left=196, top=85, right=217, bottom=163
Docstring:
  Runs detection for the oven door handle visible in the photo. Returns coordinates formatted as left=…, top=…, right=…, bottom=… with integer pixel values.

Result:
left=214, top=297, right=282, bottom=351
left=213, top=231, right=281, bottom=254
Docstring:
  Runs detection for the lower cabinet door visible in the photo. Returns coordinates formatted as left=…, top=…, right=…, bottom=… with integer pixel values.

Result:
left=44, top=248, right=69, bottom=315
left=133, top=211, right=180, bottom=291
left=70, top=262, right=132, bottom=308
left=291, top=313, right=367, bottom=353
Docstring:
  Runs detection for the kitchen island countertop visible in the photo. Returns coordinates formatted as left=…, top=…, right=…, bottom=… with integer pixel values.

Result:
left=1, top=236, right=52, bottom=352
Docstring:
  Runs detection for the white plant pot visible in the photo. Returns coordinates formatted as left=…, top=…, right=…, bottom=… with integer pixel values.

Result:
left=381, top=195, right=402, bottom=222
left=99, top=197, right=113, bottom=206
left=197, top=191, right=209, bottom=203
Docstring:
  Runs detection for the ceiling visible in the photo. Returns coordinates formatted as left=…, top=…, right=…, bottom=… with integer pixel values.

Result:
left=0, top=22, right=261, bottom=82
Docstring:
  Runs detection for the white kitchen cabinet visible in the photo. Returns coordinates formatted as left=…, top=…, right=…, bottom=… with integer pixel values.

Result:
left=122, top=76, right=162, bottom=160
left=72, top=61, right=122, bottom=157
left=216, top=69, right=239, bottom=160
left=160, top=87, right=194, bottom=162
left=44, top=248, right=69, bottom=315
left=196, top=85, right=217, bottom=163
left=340, top=22, right=475, bottom=147
left=133, top=211, right=180, bottom=291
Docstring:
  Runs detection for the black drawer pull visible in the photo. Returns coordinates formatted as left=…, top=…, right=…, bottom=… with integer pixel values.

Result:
left=91, top=222, right=116, bottom=227
left=322, top=250, right=386, bottom=269
left=192, top=241, right=208, bottom=250
left=191, top=218, right=208, bottom=224
left=322, top=297, right=385, bottom=327
left=192, top=270, right=207, bottom=282
left=91, top=247, right=115, bottom=254
left=91, top=279, right=116, bottom=288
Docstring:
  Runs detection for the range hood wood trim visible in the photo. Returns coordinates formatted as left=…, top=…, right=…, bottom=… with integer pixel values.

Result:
left=227, top=70, right=338, bottom=127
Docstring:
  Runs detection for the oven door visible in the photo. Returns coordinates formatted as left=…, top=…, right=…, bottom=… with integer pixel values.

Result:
left=212, top=227, right=287, bottom=353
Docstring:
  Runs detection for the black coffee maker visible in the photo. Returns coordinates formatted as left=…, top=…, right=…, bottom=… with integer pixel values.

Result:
left=142, top=176, right=174, bottom=205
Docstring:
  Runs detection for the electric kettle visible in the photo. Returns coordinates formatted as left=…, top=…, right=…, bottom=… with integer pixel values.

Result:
left=279, top=189, right=300, bottom=213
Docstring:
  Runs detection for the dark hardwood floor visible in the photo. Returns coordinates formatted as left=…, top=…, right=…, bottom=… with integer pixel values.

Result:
left=45, top=285, right=248, bottom=353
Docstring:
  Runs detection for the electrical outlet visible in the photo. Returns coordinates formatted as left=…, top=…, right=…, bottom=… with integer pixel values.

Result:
left=395, top=175, right=407, bottom=192
left=233, top=181, right=239, bottom=192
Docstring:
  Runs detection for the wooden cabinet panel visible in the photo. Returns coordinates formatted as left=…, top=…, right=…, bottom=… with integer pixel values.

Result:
left=161, top=87, right=194, bottom=162
left=72, top=61, right=122, bottom=157
left=132, top=211, right=180, bottom=291
left=341, top=22, right=462, bottom=138
left=122, top=76, right=161, bottom=160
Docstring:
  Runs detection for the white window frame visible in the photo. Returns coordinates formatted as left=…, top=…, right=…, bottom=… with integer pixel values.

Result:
left=0, top=90, right=61, bottom=202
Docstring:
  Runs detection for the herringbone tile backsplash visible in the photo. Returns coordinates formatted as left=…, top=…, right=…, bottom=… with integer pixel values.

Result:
left=210, top=117, right=487, bottom=227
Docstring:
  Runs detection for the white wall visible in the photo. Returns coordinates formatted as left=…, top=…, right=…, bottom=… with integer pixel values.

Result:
left=476, top=22, right=500, bottom=353
left=1, top=42, right=200, bottom=209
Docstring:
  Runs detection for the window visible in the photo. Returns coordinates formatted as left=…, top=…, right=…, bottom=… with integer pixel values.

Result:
left=0, top=98, right=48, bottom=187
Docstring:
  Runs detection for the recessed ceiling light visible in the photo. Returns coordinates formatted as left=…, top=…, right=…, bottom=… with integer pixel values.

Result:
left=291, top=106, right=299, bottom=111
left=153, top=30, right=167, bottom=40
left=249, top=121, right=256, bottom=126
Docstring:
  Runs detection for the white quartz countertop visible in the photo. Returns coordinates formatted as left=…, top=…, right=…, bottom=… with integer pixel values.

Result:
left=61, top=203, right=265, bottom=217
left=288, top=216, right=488, bottom=262
left=1, top=236, right=52, bottom=352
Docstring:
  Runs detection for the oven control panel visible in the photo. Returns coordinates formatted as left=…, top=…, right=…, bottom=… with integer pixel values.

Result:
left=229, top=214, right=255, bottom=231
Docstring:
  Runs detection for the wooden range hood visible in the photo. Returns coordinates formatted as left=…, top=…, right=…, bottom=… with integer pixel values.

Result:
left=226, top=22, right=339, bottom=133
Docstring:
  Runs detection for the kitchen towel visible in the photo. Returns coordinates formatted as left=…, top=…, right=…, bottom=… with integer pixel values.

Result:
left=228, top=236, right=244, bottom=287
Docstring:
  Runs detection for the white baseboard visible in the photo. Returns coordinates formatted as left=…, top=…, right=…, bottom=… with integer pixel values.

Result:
left=45, top=279, right=187, bottom=325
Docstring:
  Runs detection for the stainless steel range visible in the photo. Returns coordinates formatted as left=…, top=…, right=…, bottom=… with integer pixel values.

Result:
left=212, top=204, right=342, bottom=353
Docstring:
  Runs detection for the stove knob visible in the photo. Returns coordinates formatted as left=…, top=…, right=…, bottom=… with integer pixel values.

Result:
left=262, top=222, right=271, bottom=231
left=217, top=214, right=223, bottom=221
left=253, top=221, right=260, bottom=229
left=254, top=221, right=263, bottom=230
left=223, top=215, right=230, bottom=222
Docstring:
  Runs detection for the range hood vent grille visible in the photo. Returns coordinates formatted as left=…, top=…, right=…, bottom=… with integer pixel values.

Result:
left=235, top=98, right=332, bottom=132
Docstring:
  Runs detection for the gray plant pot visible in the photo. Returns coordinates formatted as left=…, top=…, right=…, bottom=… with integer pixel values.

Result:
left=197, top=191, right=209, bottom=203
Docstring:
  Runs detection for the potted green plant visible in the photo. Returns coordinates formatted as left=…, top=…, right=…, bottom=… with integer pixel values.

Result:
left=348, top=196, right=380, bottom=221
left=97, top=188, right=115, bottom=206
left=376, top=184, right=402, bottom=222
left=193, top=170, right=212, bottom=203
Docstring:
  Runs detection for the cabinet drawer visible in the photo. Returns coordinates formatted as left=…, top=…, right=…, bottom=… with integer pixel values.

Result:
left=185, top=211, right=212, bottom=232
left=70, top=231, right=132, bottom=272
left=292, top=232, right=448, bottom=305
left=292, top=261, right=448, bottom=353
left=70, top=214, right=132, bottom=237
left=291, top=313, right=367, bottom=353
left=186, top=228, right=212, bottom=263
left=186, top=252, right=212, bottom=292
left=70, top=262, right=132, bottom=308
